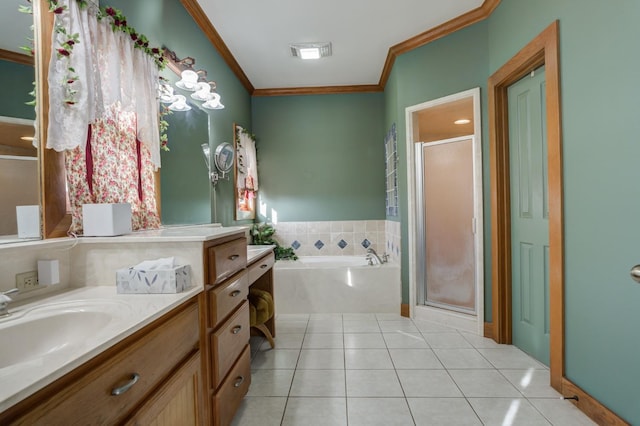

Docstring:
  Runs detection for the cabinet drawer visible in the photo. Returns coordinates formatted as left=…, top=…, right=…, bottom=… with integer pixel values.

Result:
left=248, top=251, right=274, bottom=284
left=208, top=271, right=248, bottom=329
left=212, top=345, right=251, bottom=426
left=8, top=301, right=200, bottom=425
left=208, top=238, right=247, bottom=284
left=211, top=300, right=250, bottom=389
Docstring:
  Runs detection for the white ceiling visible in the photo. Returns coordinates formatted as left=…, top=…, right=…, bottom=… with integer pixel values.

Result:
left=197, top=0, right=484, bottom=89
left=1, top=1, right=485, bottom=90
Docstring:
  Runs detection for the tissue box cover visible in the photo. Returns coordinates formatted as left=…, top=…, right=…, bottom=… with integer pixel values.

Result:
left=116, top=265, right=191, bottom=294
left=82, top=203, right=132, bottom=236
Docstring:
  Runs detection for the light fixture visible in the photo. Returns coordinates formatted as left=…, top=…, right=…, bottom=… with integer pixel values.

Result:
left=175, top=70, right=199, bottom=91
left=454, top=119, right=471, bottom=125
left=190, top=82, right=215, bottom=101
left=168, top=94, right=191, bottom=111
left=290, top=42, right=332, bottom=60
left=159, top=83, right=177, bottom=104
left=201, top=93, right=225, bottom=110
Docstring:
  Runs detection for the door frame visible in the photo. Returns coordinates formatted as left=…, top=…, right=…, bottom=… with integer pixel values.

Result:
left=489, top=21, right=563, bottom=390
left=406, top=87, right=484, bottom=335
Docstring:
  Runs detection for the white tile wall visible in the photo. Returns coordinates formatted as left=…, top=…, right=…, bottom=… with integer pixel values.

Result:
left=273, top=220, right=400, bottom=261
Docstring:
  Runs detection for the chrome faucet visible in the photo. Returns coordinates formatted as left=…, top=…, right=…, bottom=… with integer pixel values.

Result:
left=366, top=248, right=388, bottom=265
left=0, top=288, right=19, bottom=318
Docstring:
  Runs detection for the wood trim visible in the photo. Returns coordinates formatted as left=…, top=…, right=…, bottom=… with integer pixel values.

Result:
left=0, top=48, right=34, bottom=66
left=488, top=21, right=564, bottom=390
left=253, top=85, right=383, bottom=97
left=400, top=303, right=410, bottom=318
left=179, top=0, right=254, bottom=94
left=561, top=378, right=630, bottom=425
left=35, top=0, right=72, bottom=239
left=483, top=322, right=493, bottom=339
left=378, top=0, right=501, bottom=88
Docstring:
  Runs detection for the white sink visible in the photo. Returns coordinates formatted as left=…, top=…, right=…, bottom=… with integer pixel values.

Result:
left=0, top=300, right=130, bottom=369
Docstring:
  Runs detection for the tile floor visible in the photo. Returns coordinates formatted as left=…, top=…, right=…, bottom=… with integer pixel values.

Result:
left=232, top=313, right=596, bottom=426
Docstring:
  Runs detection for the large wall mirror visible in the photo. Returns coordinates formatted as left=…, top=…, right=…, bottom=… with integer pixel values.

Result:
left=0, top=2, right=39, bottom=244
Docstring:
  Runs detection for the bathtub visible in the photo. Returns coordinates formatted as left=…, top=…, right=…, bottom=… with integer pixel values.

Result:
left=273, top=256, right=401, bottom=314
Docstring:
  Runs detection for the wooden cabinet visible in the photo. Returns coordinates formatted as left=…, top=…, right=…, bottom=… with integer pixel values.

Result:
left=203, top=234, right=251, bottom=426
left=0, top=297, right=204, bottom=426
left=247, top=249, right=276, bottom=339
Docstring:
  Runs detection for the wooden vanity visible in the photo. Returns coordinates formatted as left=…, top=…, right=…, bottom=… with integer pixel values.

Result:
left=0, top=227, right=277, bottom=426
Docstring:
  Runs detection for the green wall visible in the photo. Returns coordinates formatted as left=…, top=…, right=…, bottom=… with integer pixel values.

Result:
left=487, top=0, right=640, bottom=422
left=381, top=0, right=640, bottom=421
left=107, top=0, right=252, bottom=226
left=252, top=93, right=385, bottom=222
left=384, top=21, right=491, bottom=311
left=0, top=59, right=36, bottom=120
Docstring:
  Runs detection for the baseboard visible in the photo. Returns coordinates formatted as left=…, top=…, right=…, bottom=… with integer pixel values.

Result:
left=561, top=378, right=629, bottom=425
left=484, top=322, right=493, bottom=339
left=400, top=304, right=410, bottom=318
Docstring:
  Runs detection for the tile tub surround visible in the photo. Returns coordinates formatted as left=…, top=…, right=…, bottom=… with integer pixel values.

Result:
left=273, top=220, right=400, bottom=261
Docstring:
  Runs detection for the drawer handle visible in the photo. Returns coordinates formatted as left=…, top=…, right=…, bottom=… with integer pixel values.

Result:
left=260, top=264, right=268, bottom=269
left=230, top=290, right=242, bottom=297
left=233, top=376, right=245, bottom=387
left=111, top=373, right=140, bottom=396
left=232, top=325, right=242, bottom=334
left=229, top=254, right=240, bottom=260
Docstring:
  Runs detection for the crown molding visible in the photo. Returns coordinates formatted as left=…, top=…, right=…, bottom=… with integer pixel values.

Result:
left=182, top=0, right=500, bottom=96
left=253, top=84, right=382, bottom=97
left=180, top=0, right=254, bottom=94
left=378, top=0, right=500, bottom=88
left=0, top=48, right=34, bottom=66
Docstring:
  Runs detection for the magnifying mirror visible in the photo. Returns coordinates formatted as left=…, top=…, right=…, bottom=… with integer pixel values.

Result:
left=214, top=142, right=234, bottom=177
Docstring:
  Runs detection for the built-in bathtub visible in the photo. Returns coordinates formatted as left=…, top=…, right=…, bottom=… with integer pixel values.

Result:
left=273, top=256, right=401, bottom=314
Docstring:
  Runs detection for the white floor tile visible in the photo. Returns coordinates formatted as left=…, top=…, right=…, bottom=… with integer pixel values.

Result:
left=378, top=320, right=419, bottom=333
left=408, top=397, right=482, bottom=425
left=529, top=398, right=598, bottom=425
left=460, top=331, right=507, bottom=348
left=344, top=333, right=387, bottom=348
left=343, top=320, right=381, bottom=333
left=309, top=313, right=343, bottom=320
left=302, top=333, right=344, bottom=349
left=414, top=320, right=457, bottom=333
left=277, top=320, right=309, bottom=334
left=449, top=369, right=522, bottom=397
left=231, top=396, right=287, bottom=426
left=347, top=397, right=414, bottom=426
left=252, top=349, right=301, bottom=370
left=306, top=319, right=343, bottom=333
left=383, top=332, right=430, bottom=349
left=297, top=349, right=345, bottom=369
left=389, top=348, right=444, bottom=369
left=343, top=313, right=377, bottom=321
left=276, top=314, right=309, bottom=321
left=282, top=397, right=347, bottom=426
left=478, top=347, right=548, bottom=369
left=289, top=369, right=346, bottom=397
left=423, top=332, right=473, bottom=349
left=345, top=349, right=394, bottom=369
left=375, top=313, right=410, bottom=321
left=346, top=369, right=404, bottom=397
left=501, top=369, right=562, bottom=398
left=270, top=333, right=305, bottom=349
left=433, top=348, right=494, bottom=369
left=397, top=369, right=463, bottom=397
left=468, top=397, right=552, bottom=425
left=247, top=369, right=295, bottom=397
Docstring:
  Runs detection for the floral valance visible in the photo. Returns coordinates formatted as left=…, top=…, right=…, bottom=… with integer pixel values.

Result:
left=46, top=0, right=164, bottom=168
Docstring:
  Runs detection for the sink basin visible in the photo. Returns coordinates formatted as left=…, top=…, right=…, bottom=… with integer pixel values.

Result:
left=0, top=300, right=130, bottom=369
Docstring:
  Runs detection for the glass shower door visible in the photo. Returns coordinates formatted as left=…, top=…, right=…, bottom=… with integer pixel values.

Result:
left=418, top=137, right=476, bottom=313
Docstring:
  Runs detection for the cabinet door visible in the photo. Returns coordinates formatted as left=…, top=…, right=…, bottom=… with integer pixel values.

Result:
left=127, top=351, right=204, bottom=426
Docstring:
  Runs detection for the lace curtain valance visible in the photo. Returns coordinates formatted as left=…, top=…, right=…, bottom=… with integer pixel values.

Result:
left=47, top=0, right=161, bottom=168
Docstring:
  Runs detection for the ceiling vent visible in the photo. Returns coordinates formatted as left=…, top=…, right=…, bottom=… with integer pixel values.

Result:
left=290, top=42, right=332, bottom=60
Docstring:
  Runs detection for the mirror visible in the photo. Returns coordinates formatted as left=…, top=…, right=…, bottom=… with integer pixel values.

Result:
left=0, top=2, right=38, bottom=244
left=214, top=143, right=234, bottom=176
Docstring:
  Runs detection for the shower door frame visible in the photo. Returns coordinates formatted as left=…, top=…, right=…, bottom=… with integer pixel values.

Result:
left=406, top=88, right=484, bottom=335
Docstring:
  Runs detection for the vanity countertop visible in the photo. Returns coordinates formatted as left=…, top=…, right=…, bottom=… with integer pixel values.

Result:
left=0, top=285, right=202, bottom=413
left=77, top=224, right=248, bottom=243
left=247, top=244, right=276, bottom=264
